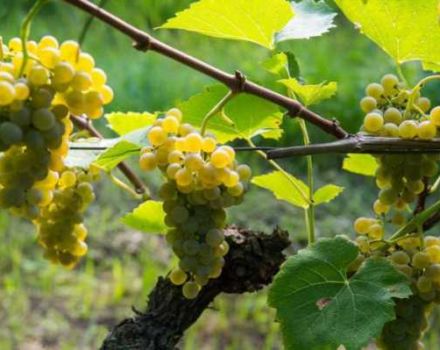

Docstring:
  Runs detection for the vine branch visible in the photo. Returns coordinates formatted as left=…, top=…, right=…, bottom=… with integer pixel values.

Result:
left=100, top=226, right=290, bottom=350
left=267, top=135, right=440, bottom=159
left=70, top=115, right=147, bottom=195
left=62, top=0, right=348, bottom=139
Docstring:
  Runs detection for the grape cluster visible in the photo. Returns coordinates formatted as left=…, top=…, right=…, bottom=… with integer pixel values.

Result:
left=139, top=108, right=252, bottom=298
left=37, top=168, right=97, bottom=267
left=349, top=74, right=440, bottom=349
left=361, top=74, right=439, bottom=140
left=0, top=35, right=109, bottom=266
left=352, top=232, right=440, bottom=350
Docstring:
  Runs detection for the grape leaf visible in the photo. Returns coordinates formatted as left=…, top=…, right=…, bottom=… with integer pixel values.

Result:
left=279, top=78, right=337, bottom=106
left=268, top=237, right=412, bottom=350
left=251, top=171, right=309, bottom=208
left=65, top=149, right=102, bottom=169
left=160, top=0, right=294, bottom=49
left=93, top=140, right=141, bottom=172
left=314, top=184, right=344, bottom=205
left=262, top=52, right=288, bottom=76
left=334, top=0, right=440, bottom=70
left=178, top=85, right=283, bottom=143
left=106, top=112, right=156, bottom=136
left=276, top=0, right=337, bottom=42
left=285, top=51, right=301, bottom=79
left=343, top=153, right=378, bottom=177
left=121, top=201, right=167, bottom=234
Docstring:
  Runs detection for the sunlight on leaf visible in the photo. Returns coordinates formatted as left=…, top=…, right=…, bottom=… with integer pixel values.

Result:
left=106, top=112, right=156, bottom=136
left=252, top=171, right=309, bottom=208
left=343, top=153, right=378, bottom=177
left=121, top=201, right=167, bottom=234
left=276, top=0, right=337, bottom=42
left=335, top=0, right=440, bottom=70
left=314, top=184, right=344, bottom=205
left=160, top=0, right=293, bottom=49
left=279, top=78, right=337, bottom=106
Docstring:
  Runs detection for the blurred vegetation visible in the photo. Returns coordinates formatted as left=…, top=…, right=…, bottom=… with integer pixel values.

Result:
left=1, top=1, right=440, bottom=349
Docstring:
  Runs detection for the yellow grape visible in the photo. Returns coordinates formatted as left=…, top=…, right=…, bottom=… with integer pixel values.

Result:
left=184, top=132, right=203, bottom=152
left=373, top=199, right=389, bottom=215
left=170, top=268, right=187, bottom=286
left=425, top=236, right=440, bottom=247
left=185, top=154, right=204, bottom=171
left=391, top=213, right=406, bottom=226
left=381, top=74, right=399, bottom=93
left=91, top=68, right=107, bottom=87
left=201, top=137, right=217, bottom=153
left=363, top=112, right=384, bottom=133
left=368, top=224, right=384, bottom=240
left=210, top=149, right=230, bottom=168
left=59, top=170, right=77, bottom=188
left=417, top=97, right=431, bottom=113
left=168, top=150, right=184, bottom=164
left=417, top=121, right=436, bottom=140
left=426, top=245, right=440, bottom=263
left=8, top=37, right=22, bottom=51
left=38, top=35, right=59, bottom=49
left=412, top=252, right=431, bottom=270
left=182, top=281, right=201, bottom=299
left=162, top=116, right=180, bottom=133
left=71, top=72, right=93, bottom=91
left=29, top=65, right=50, bottom=86
left=14, top=82, right=30, bottom=100
left=148, top=126, right=167, bottom=146
left=383, top=123, right=399, bottom=137
left=353, top=217, right=375, bottom=235
left=0, top=81, right=15, bottom=106
left=74, top=224, right=88, bottom=240
left=389, top=251, right=410, bottom=265
left=360, top=96, right=377, bottom=113
left=76, top=52, right=95, bottom=72
left=178, top=123, right=194, bottom=136
left=430, top=106, right=440, bottom=126
left=365, top=83, right=384, bottom=99
left=139, top=152, right=157, bottom=171
left=38, top=47, right=61, bottom=69
left=398, top=120, right=418, bottom=139
left=35, top=170, right=59, bottom=189
left=223, top=170, right=239, bottom=188
left=383, top=107, right=402, bottom=125
left=355, top=236, right=369, bottom=253
left=426, top=264, right=440, bottom=283
left=166, top=108, right=183, bottom=122
left=99, top=85, right=114, bottom=104
left=166, top=163, right=181, bottom=179
left=175, top=168, right=193, bottom=187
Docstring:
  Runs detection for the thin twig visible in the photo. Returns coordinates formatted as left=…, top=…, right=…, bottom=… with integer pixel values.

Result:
left=62, top=0, right=348, bottom=139
left=267, top=135, right=440, bottom=159
left=70, top=115, right=147, bottom=194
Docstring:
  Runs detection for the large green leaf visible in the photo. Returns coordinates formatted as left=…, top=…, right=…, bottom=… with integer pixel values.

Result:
left=121, top=201, right=167, bottom=234
left=276, top=0, right=337, bottom=42
left=268, top=237, right=412, bottom=350
left=343, top=153, right=378, bottom=177
left=334, top=0, right=440, bottom=70
left=106, top=112, right=156, bottom=136
left=251, top=171, right=309, bottom=209
left=279, top=78, right=337, bottom=106
left=313, top=184, right=344, bottom=205
left=178, top=85, right=283, bottom=143
left=160, top=0, right=294, bottom=49
left=262, top=52, right=288, bottom=76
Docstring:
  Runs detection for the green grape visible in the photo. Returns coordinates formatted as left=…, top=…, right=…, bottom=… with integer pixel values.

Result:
left=205, top=228, right=224, bottom=247
left=31, top=87, right=54, bottom=109
left=182, top=281, right=201, bottom=299
left=0, top=121, right=23, bottom=145
left=32, top=108, right=55, bottom=131
left=24, top=129, right=45, bottom=149
left=170, top=205, right=189, bottom=224
left=379, top=188, right=399, bottom=205
left=390, top=251, right=410, bottom=265
left=421, top=159, right=438, bottom=177
left=10, top=107, right=31, bottom=127
left=52, top=104, right=69, bottom=120
left=417, top=97, right=431, bottom=113
left=406, top=180, right=425, bottom=195
left=158, top=182, right=177, bottom=201
left=203, top=187, right=221, bottom=201
left=139, top=152, right=157, bottom=171
left=412, top=252, right=431, bottom=270
left=183, top=240, right=200, bottom=256
left=237, top=164, right=252, bottom=181
left=170, top=268, right=187, bottom=286
left=417, top=276, right=433, bottom=294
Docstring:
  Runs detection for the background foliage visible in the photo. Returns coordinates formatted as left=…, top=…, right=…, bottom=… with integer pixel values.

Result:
left=1, top=0, right=440, bottom=349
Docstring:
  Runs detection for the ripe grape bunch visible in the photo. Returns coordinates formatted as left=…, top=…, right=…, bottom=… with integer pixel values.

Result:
left=139, top=108, right=252, bottom=299
left=0, top=35, right=111, bottom=265
left=37, top=168, right=97, bottom=267
left=348, top=74, right=440, bottom=349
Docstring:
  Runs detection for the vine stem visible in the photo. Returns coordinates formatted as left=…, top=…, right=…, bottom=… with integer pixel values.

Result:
left=389, top=199, right=440, bottom=242
left=61, top=0, right=348, bottom=139
left=267, top=135, right=440, bottom=158
left=200, top=90, right=236, bottom=136
left=246, top=139, right=311, bottom=206
left=19, top=0, right=49, bottom=77
left=70, top=115, right=148, bottom=195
